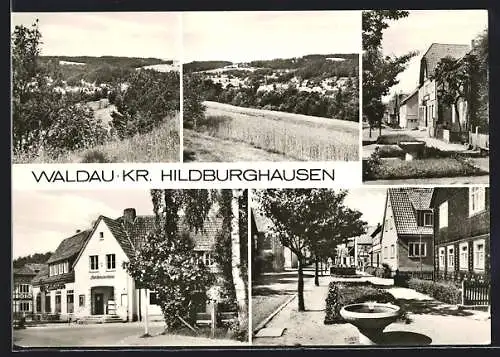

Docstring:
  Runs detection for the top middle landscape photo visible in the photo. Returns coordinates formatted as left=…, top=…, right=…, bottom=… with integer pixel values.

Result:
left=182, top=11, right=361, bottom=162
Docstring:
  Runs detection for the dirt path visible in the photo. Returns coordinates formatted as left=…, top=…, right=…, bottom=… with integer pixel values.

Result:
left=183, top=130, right=294, bottom=162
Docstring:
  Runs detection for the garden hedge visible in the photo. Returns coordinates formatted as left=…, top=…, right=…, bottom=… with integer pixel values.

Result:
left=407, top=278, right=461, bottom=304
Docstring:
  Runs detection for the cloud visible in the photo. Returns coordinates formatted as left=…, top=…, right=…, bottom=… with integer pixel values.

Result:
left=183, top=11, right=361, bottom=62
left=12, top=190, right=153, bottom=258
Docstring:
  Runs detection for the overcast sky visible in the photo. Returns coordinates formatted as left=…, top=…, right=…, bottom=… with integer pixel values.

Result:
left=12, top=190, right=154, bottom=258
left=183, top=11, right=361, bottom=63
left=10, top=12, right=181, bottom=60
left=380, top=10, right=488, bottom=101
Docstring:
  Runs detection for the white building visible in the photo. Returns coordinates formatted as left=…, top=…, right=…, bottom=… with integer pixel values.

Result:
left=31, top=208, right=220, bottom=323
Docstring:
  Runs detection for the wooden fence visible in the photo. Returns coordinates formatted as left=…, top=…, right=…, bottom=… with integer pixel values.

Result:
left=462, top=280, right=490, bottom=306
left=469, top=130, right=489, bottom=151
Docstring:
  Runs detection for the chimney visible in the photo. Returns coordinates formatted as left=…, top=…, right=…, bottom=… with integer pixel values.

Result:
left=76, top=229, right=81, bottom=233
left=123, top=208, right=137, bottom=224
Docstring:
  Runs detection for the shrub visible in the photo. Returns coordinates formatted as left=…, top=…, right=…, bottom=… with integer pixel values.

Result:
left=363, top=148, right=382, bottom=180
left=376, top=134, right=417, bottom=145
left=80, top=150, right=109, bottom=163
left=394, top=271, right=411, bottom=287
left=330, top=266, right=356, bottom=276
left=407, top=278, right=461, bottom=304
left=324, top=282, right=395, bottom=324
left=376, top=145, right=405, bottom=158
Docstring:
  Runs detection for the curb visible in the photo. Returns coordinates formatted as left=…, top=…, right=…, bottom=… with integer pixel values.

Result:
left=253, top=294, right=297, bottom=335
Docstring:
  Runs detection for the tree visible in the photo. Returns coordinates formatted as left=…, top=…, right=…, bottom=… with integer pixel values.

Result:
left=256, top=189, right=366, bottom=310
left=125, top=190, right=215, bottom=331
left=362, top=10, right=417, bottom=137
left=183, top=74, right=206, bottom=130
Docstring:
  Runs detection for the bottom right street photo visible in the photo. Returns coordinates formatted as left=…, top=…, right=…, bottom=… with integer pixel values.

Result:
left=250, top=187, right=490, bottom=346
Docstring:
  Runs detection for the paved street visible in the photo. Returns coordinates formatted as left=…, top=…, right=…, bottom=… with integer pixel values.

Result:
left=253, top=275, right=491, bottom=346
left=13, top=321, right=246, bottom=348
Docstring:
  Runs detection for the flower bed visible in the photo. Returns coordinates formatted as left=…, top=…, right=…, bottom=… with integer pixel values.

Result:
left=324, top=281, right=395, bottom=324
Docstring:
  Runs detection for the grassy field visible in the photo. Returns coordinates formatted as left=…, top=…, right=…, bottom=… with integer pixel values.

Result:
left=13, top=113, right=180, bottom=163
left=192, top=101, right=358, bottom=161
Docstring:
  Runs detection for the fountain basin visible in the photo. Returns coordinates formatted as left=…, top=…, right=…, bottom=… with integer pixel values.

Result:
left=340, top=303, right=402, bottom=345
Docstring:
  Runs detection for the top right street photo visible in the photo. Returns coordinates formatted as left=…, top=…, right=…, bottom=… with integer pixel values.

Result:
left=362, top=10, right=489, bottom=185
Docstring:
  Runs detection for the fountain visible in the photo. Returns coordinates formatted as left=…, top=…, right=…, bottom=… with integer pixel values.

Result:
left=398, top=141, right=426, bottom=161
left=340, top=301, right=402, bottom=345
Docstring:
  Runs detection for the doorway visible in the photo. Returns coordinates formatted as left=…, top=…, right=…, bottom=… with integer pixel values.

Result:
left=94, top=293, right=104, bottom=315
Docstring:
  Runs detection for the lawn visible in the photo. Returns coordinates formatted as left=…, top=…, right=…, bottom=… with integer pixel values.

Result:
left=13, top=113, right=180, bottom=163
left=252, top=295, right=292, bottom=331
left=191, top=102, right=359, bottom=161
left=365, top=157, right=486, bottom=180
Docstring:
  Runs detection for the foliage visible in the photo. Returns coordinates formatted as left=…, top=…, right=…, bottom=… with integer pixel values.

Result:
left=324, top=281, right=395, bottom=324
left=433, top=28, right=489, bottom=134
left=362, top=11, right=417, bottom=133
left=408, top=278, right=461, bottom=304
left=110, top=69, right=179, bottom=139
left=365, top=266, right=387, bottom=278
left=256, top=189, right=366, bottom=310
left=13, top=252, right=53, bottom=269
left=183, top=74, right=207, bottom=129
left=183, top=61, right=233, bottom=73
left=363, top=148, right=382, bottom=180
left=125, top=190, right=215, bottom=331
left=11, top=20, right=110, bottom=157
left=376, top=134, right=417, bottom=145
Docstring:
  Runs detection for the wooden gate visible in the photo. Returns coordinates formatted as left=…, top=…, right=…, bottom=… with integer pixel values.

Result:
left=462, top=280, right=490, bottom=306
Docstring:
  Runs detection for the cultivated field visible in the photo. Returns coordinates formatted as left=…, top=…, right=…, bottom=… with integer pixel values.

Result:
left=188, top=101, right=359, bottom=161
left=14, top=113, right=180, bottom=163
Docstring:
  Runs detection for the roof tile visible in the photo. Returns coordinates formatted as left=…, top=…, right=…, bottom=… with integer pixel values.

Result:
left=388, top=188, right=434, bottom=236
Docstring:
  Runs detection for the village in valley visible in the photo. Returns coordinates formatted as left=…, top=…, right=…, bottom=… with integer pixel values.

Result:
left=251, top=187, right=490, bottom=345
left=362, top=10, right=489, bottom=184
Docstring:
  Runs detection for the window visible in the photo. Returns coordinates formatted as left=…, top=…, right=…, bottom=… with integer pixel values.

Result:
left=438, top=247, right=446, bottom=270
left=19, top=302, right=30, bottom=312
left=79, top=295, right=85, bottom=307
left=99, top=232, right=104, bottom=239
left=202, top=252, right=214, bottom=266
left=408, top=242, right=426, bottom=258
left=149, top=291, right=159, bottom=305
left=49, top=261, right=69, bottom=276
left=383, top=246, right=388, bottom=258
left=36, top=293, right=41, bottom=313
left=90, top=255, right=99, bottom=271
left=390, top=244, right=395, bottom=258
left=417, top=210, right=433, bottom=227
left=459, top=243, right=468, bottom=271
left=106, top=254, right=116, bottom=270
left=473, top=239, right=485, bottom=271
left=18, top=284, right=30, bottom=293
left=439, top=201, right=448, bottom=228
left=447, top=246, right=455, bottom=270
left=67, top=290, right=74, bottom=313
left=469, top=187, right=486, bottom=216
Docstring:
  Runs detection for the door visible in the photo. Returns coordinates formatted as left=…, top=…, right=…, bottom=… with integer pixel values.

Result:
left=94, top=293, right=104, bottom=315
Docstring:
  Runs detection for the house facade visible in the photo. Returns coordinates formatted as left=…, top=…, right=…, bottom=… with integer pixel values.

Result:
left=399, top=89, right=419, bottom=129
left=336, top=232, right=373, bottom=270
left=417, top=43, right=470, bottom=139
left=31, top=208, right=220, bottom=323
left=432, top=187, right=490, bottom=282
left=380, top=188, right=434, bottom=274
left=12, top=264, right=44, bottom=319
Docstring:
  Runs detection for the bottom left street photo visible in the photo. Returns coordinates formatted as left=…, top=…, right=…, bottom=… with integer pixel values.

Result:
left=12, top=189, right=249, bottom=348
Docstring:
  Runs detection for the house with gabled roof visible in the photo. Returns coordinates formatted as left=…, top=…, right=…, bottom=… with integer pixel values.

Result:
left=379, top=188, right=435, bottom=274
left=31, top=207, right=221, bottom=323
left=13, top=263, right=45, bottom=319
left=417, top=43, right=471, bottom=138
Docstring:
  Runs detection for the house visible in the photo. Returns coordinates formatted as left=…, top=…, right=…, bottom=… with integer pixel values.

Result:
left=417, top=43, right=470, bottom=138
left=31, top=208, right=221, bottom=323
left=335, top=231, right=373, bottom=270
left=368, top=224, right=383, bottom=267
left=12, top=263, right=44, bottom=319
left=380, top=188, right=435, bottom=274
left=399, top=89, right=419, bottom=129
left=384, top=93, right=407, bottom=127
left=251, top=209, right=286, bottom=272
left=431, top=187, right=490, bottom=282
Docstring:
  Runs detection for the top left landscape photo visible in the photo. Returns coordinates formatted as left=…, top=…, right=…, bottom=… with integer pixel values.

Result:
left=11, top=12, right=181, bottom=164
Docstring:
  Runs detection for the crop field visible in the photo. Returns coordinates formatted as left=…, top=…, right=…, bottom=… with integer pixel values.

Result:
left=191, top=101, right=359, bottom=161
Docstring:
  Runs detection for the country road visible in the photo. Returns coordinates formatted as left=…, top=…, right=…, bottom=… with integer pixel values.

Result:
left=183, top=130, right=294, bottom=162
